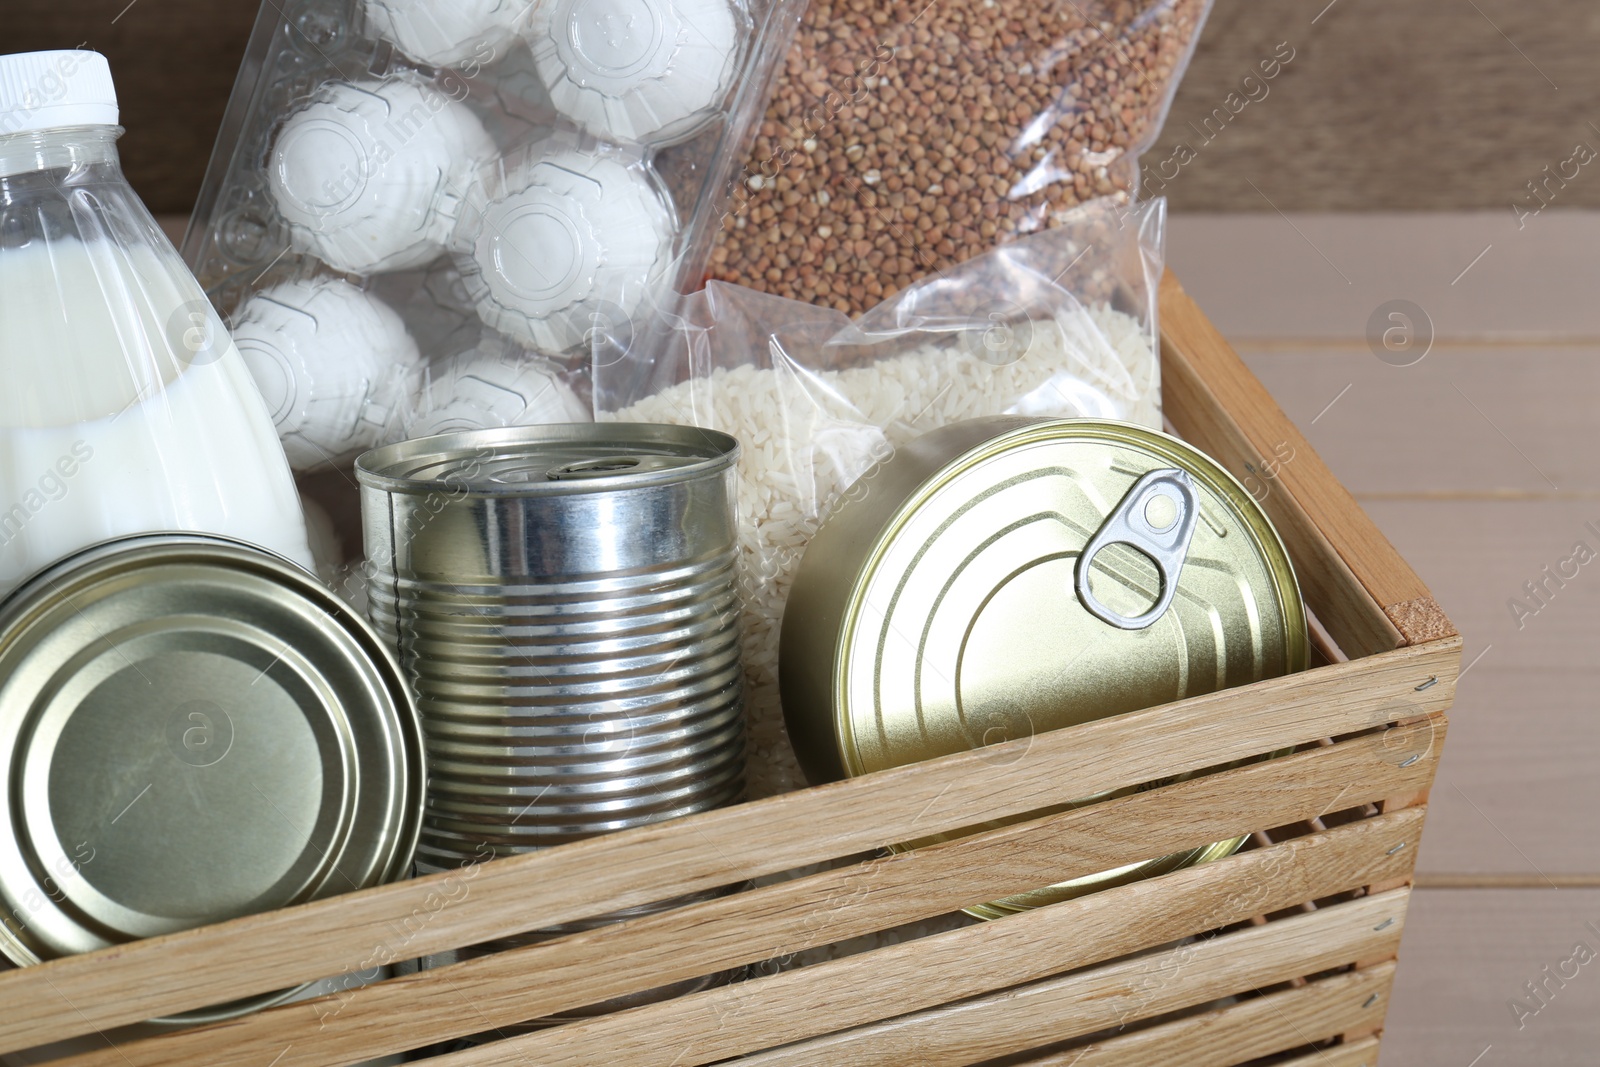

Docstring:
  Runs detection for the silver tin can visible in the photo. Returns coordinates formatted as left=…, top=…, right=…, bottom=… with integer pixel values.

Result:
left=355, top=424, right=745, bottom=873
left=0, top=533, right=422, bottom=1025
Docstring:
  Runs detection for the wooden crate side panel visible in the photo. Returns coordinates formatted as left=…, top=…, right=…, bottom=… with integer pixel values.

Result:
left=480, top=892, right=1411, bottom=1067
left=43, top=756, right=1432, bottom=1067
left=958, top=964, right=1393, bottom=1067
left=1271, top=1038, right=1382, bottom=1067
left=0, top=639, right=1457, bottom=1053
left=1159, top=270, right=1454, bottom=654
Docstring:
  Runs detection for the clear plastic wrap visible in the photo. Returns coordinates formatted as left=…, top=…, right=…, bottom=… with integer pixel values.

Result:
left=599, top=197, right=1165, bottom=798
left=181, top=0, right=807, bottom=475
left=708, top=0, right=1211, bottom=313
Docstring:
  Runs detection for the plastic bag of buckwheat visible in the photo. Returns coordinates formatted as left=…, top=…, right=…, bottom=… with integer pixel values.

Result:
left=706, top=0, right=1212, bottom=315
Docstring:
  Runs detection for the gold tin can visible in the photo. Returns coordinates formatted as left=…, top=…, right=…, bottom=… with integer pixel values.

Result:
left=0, top=534, right=423, bottom=1020
left=780, top=417, right=1307, bottom=917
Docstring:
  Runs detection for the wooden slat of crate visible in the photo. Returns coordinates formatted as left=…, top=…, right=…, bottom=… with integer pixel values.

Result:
left=1159, top=271, right=1455, bottom=655
left=1270, top=1039, right=1383, bottom=1067
left=1007, top=967, right=1392, bottom=1066
left=433, top=891, right=1410, bottom=1067
left=0, top=635, right=1455, bottom=1055
left=50, top=763, right=1432, bottom=1067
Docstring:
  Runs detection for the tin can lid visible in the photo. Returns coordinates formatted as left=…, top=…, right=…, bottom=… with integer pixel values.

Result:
left=356, top=422, right=738, bottom=496
left=780, top=417, right=1308, bottom=907
left=0, top=534, right=422, bottom=965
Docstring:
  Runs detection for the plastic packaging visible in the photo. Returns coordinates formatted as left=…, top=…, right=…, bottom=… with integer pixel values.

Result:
left=363, top=0, right=534, bottom=69
left=0, top=50, right=312, bottom=595
left=405, top=335, right=589, bottom=438
left=527, top=0, right=745, bottom=145
left=183, top=0, right=807, bottom=473
left=708, top=0, right=1212, bottom=313
left=266, top=74, right=496, bottom=274
left=231, top=278, right=422, bottom=470
left=599, top=198, right=1166, bottom=799
left=456, top=143, right=678, bottom=352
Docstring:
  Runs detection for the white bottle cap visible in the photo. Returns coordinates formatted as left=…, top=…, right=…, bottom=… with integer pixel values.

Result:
left=267, top=76, right=494, bottom=275
left=232, top=278, right=421, bottom=470
left=0, top=51, right=118, bottom=135
left=460, top=146, right=677, bottom=352
left=529, top=0, right=740, bottom=144
left=364, top=0, right=533, bottom=69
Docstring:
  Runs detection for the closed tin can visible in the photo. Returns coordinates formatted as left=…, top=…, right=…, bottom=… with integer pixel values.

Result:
left=0, top=533, right=422, bottom=1020
left=781, top=417, right=1307, bottom=917
left=355, top=424, right=745, bottom=873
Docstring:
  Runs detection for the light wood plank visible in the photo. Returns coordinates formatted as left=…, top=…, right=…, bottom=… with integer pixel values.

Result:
left=1358, top=499, right=1600, bottom=875
left=30, top=727, right=1440, bottom=1065
left=1165, top=213, right=1600, bottom=344
left=1237, top=345, right=1600, bottom=497
left=599, top=893, right=1409, bottom=1067
left=1415, top=663, right=1599, bottom=880
left=1350, top=502, right=1600, bottom=675
left=0, top=637, right=1456, bottom=1051
left=1008, top=967, right=1392, bottom=1066
left=1385, top=889, right=1600, bottom=1067
left=46, top=780, right=1427, bottom=1062
left=1161, top=272, right=1450, bottom=652
left=1275, top=1038, right=1382, bottom=1067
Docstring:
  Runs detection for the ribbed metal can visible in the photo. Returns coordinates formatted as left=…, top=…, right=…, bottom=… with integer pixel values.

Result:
left=355, top=424, right=745, bottom=874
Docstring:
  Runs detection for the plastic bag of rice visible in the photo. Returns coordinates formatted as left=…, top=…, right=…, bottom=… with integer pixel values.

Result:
left=599, top=197, right=1164, bottom=800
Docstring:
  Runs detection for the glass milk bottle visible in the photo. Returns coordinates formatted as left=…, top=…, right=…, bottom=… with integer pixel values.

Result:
left=0, top=50, right=312, bottom=593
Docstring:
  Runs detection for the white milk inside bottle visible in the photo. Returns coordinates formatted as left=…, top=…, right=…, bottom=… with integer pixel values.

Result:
left=0, top=50, right=311, bottom=594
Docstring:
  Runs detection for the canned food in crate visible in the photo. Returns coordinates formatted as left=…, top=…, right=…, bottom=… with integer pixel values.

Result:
left=0, top=533, right=423, bottom=1020
left=781, top=417, right=1307, bottom=917
left=355, top=424, right=745, bottom=871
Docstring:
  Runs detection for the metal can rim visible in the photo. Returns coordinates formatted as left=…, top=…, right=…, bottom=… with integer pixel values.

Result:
left=354, top=423, right=740, bottom=498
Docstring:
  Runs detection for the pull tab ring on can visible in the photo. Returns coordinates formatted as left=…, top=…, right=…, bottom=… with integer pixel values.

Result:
left=1075, top=468, right=1199, bottom=631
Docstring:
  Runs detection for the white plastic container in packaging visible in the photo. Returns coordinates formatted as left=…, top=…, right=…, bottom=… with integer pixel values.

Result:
left=458, top=143, right=678, bottom=352
left=528, top=0, right=744, bottom=145
left=266, top=74, right=495, bottom=274
left=231, top=277, right=422, bottom=470
left=182, top=0, right=805, bottom=489
left=405, top=336, right=589, bottom=438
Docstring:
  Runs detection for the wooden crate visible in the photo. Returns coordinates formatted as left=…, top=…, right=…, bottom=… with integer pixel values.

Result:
left=0, top=271, right=1459, bottom=1067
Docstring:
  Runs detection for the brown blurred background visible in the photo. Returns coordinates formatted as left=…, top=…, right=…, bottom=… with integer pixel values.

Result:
left=8, top=0, right=1599, bottom=216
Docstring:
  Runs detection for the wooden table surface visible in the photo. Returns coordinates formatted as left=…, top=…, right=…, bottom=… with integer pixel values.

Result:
left=1168, top=209, right=1600, bottom=1067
